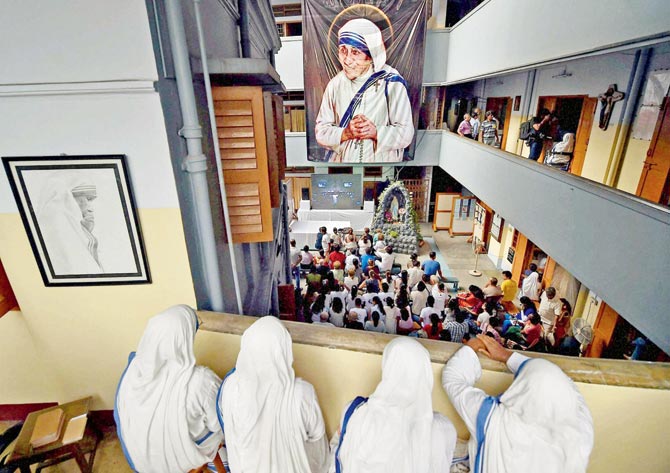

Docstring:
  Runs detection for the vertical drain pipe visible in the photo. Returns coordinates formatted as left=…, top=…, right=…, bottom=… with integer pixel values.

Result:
left=238, top=0, right=251, bottom=58
left=517, top=69, right=537, bottom=155
left=164, top=0, right=224, bottom=311
left=605, top=48, right=651, bottom=187
left=193, top=0, right=244, bottom=315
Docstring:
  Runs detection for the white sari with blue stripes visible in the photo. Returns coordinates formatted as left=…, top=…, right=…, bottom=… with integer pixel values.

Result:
left=315, top=64, right=414, bottom=163
left=115, top=305, right=223, bottom=473
left=329, top=337, right=456, bottom=473
left=217, top=316, right=329, bottom=473
left=442, top=347, right=593, bottom=473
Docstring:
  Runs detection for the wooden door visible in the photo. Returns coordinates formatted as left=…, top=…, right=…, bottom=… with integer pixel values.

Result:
left=213, top=86, right=273, bottom=243
left=536, top=97, right=557, bottom=163
left=636, top=96, right=670, bottom=203
left=500, top=99, right=513, bottom=150
left=586, top=302, right=619, bottom=358
left=0, top=259, right=18, bottom=317
left=484, top=97, right=510, bottom=144
left=541, top=256, right=556, bottom=287
left=511, top=233, right=533, bottom=287
left=291, top=177, right=312, bottom=210
left=263, top=92, right=286, bottom=208
left=433, top=192, right=459, bottom=231
left=402, top=179, right=429, bottom=222
left=571, top=97, right=597, bottom=176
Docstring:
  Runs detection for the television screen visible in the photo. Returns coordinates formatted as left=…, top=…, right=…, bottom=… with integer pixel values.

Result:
left=310, top=174, right=363, bottom=210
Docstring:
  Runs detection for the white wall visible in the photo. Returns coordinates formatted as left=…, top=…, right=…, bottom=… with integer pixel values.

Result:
left=0, top=0, right=198, bottom=409
left=445, top=0, right=670, bottom=84
left=0, top=90, right=180, bottom=213
left=0, top=0, right=157, bottom=84
left=422, top=29, right=449, bottom=85
left=275, top=37, right=304, bottom=90
left=274, top=29, right=450, bottom=90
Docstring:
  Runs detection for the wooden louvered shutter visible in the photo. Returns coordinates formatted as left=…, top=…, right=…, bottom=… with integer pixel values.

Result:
left=213, top=86, right=273, bottom=243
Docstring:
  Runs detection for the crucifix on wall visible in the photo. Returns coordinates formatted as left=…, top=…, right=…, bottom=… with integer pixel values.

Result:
left=598, top=84, right=625, bottom=131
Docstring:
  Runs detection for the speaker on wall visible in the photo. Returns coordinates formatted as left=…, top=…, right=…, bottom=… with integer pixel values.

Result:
left=301, top=187, right=310, bottom=201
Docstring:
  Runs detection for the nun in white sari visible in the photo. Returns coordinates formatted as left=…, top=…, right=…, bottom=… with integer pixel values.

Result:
left=442, top=335, right=594, bottom=473
left=329, top=337, right=456, bottom=473
left=36, top=175, right=104, bottom=275
left=217, top=316, right=329, bottom=473
left=315, top=18, right=414, bottom=163
left=115, top=305, right=223, bottom=473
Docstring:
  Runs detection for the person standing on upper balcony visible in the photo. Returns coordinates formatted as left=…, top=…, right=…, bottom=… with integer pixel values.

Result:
left=457, top=113, right=473, bottom=138
left=470, top=110, right=481, bottom=140
left=315, top=18, right=414, bottom=163
left=527, top=108, right=552, bottom=160
left=480, top=111, right=500, bottom=146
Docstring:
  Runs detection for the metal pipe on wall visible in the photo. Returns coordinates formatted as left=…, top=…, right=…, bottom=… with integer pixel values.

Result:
left=193, top=0, right=244, bottom=315
left=164, top=0, right=225, bottom=312
left=605, top=48, right=651, bottom=187
left=238, top=0, right=251, bottom=58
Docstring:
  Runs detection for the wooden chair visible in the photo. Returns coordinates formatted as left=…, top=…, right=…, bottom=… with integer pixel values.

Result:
left=278, top=284, right=297, bottom=321
left=189, top=450, right=226, bottom=473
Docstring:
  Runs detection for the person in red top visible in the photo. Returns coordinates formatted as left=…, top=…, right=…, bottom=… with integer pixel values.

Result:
left=521, top=313, right=543, bottom=351
left=550, top=298, right=572, bottom=350
left=423, top=312, right=443, bottom=340
left=328, top=244, right=346, bottom=269
left=457, top=285, right=485, bottom=314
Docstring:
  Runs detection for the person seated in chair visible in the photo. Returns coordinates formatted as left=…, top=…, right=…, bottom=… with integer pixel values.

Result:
left=115, top=305, right=223, bottom=473
left=217, top=317, right=329, bottom=473
left=331, top=338, right=456, bottom=473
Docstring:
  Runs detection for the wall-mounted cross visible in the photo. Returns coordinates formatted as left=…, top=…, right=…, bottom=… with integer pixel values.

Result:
left=598, top=84, right=625, bottom=131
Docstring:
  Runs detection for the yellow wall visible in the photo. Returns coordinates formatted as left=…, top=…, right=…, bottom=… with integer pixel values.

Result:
left=616, top=137, right=649, bottom=194
left=0, top=209, right=197, bottom=409
left=0, top=310, right=64, bottom=402
left=504, top=113, right=523, bottom=154
left=194, top=329, right=670, bottom=473
left=580, top=122, right=619, bottom=183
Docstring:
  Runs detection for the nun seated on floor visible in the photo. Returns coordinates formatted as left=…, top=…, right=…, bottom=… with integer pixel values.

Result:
left=217, top=316, right=329, bottom=473
left=115, top=305, right=223, bottom=473
left=329, top=337, right=457, bottom=473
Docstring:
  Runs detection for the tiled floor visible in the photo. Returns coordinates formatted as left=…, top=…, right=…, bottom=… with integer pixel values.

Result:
left=1, top=223, right=491, bottom=472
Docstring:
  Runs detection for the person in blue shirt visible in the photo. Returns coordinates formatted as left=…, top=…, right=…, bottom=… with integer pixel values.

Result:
left=421, top=251, right=445, bottom=280
left=625, top=336, right=647, bottom=360
left=360, top=247, right=375, bottom=273
left=315, top=226, right=326, bottom=251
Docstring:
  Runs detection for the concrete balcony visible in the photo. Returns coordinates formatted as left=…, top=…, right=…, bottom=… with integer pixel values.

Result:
left=439, top=132, right=670, bottom=352
left=197, top=311, right=670, bottom=473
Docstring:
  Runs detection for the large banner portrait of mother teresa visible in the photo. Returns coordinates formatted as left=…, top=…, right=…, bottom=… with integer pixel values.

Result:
left=304, top=1, right=427, bottom=163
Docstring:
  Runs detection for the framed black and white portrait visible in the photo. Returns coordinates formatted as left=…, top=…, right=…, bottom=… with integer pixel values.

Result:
left=2, top=155, right=151, bottom=286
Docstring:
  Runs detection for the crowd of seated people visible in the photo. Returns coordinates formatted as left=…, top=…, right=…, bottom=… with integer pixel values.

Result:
left=115, top=306, right=594, bottom=473
left=292, top=229, right=576, bottom=355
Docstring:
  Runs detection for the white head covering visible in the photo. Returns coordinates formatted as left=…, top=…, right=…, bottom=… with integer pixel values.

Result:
left=220, top=316, right=312, bottom=473
left=553, top=132, right=575, bottom=153
left=338, top=18, right=387, bottom=72
left=337, top=337, right=434, bottom=473
left=36, top=174, right=102, bottom=274
left=521, top=271, right=540, bottom=300
left=480, top=358, right=593, bottom=473
left=115, top=305, right=216, bottom=473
